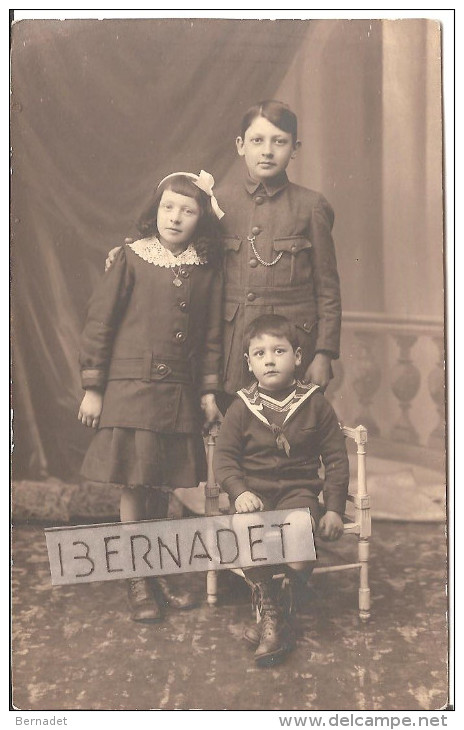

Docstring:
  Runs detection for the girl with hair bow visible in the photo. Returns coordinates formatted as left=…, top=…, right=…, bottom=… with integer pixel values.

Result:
left=78, top=172, right=223, bottom=623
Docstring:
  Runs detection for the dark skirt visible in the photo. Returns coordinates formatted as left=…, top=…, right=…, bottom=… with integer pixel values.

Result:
left=81, top=427, right=207, bottom=489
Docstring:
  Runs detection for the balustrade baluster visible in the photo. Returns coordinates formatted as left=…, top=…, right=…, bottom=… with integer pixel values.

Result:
left=390, top=334, right=421, bottom=444
left=338, top=312, right=443, bottom=452
left=427, top=335, right=445, bottom=448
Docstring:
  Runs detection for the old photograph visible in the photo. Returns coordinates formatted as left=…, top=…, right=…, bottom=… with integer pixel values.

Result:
left=10, top=13, right=450, bottom=714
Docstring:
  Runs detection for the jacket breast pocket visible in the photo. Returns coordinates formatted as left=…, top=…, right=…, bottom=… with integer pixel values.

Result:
left=222, top=235, right=243, bottom=285
left=272, top=236, right=312, bottom=286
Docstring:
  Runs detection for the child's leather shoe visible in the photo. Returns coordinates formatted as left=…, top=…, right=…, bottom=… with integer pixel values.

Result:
left=248, top=581, right=292, bottom=667
left=154, top=575, right=199, bottom=610
left=254, top=608, right=288, bottom=667
left=127, top=578, right=164, bottom=623
left=243, top=620, right=295, bottom=650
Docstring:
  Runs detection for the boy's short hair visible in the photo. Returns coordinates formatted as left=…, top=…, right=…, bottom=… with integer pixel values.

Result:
left=244, top=314, right=300, bottom=353
left=240, top=100, right=298, bottom=144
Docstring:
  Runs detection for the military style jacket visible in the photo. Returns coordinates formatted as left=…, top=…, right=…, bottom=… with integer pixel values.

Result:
left=213, top=381, right=349, bottom=515
left=79, top=239, right=223, bottom=434
left=216, top=172, right=342, bottom=395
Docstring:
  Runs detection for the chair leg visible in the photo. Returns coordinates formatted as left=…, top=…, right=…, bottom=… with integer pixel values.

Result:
left=207, top=570, right=218, bottom=606
left=205, top=427, right=221, bottom=606
left=358, top=537, right=370, bottom=621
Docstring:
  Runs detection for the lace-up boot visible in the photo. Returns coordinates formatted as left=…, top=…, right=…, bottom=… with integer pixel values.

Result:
left=251, top=580, right=291, bottom=667
left=243, top=578, right=295, bottom=651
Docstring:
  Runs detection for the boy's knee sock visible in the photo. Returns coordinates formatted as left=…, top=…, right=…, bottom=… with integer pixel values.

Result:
left=242, top=565, right=276, bottom=585
left=284, top=564, right=316, bottom=614
left=285, top=564, right=315, bottom=585
left=241, top=566, right=279, bottom=616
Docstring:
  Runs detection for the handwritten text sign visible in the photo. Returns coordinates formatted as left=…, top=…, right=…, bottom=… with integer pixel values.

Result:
left=45, top=509, right=316, bottom=586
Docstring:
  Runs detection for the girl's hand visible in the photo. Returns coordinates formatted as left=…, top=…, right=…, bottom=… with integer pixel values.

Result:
left=318, top=511, right=344, bottom=541
left=235, top=491, right=264, bottom=513
left=304, top=352, right=332, bottom=390
left=105, top=246, right=122, bottom=272
left=78, top=390, right=103, bottom=428
left=201, top=393, right=221, bottom=430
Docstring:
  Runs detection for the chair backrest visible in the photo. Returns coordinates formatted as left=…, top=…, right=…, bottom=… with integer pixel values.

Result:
left=341, top=425, right=370, bottom=540
left=342, top=425, right=368, bottom=499
left=342, top=424, right=368, bottom=445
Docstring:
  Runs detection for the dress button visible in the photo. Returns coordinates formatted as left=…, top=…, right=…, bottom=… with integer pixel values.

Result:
left=291, top=244, right=298, bottom=252
left=247, top=292, right=256, bottom=302
left=157, top=363, right=168, bottom=374
left=175, top=331, right=186, bottom=342
left=249, top=258, right=258, bottom=268
left=180, top=268, right=189, bottom=279
left=303, top=322, right=310, bottom=331
left=254, top=196, right=265, bottom=205
left=179, top=301, right=188, bottom=311
left=251, top=226, right=261, bottom=236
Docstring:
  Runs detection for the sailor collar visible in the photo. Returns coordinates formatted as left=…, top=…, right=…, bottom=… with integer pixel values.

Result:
left=237, top=380, right=320, bottom=430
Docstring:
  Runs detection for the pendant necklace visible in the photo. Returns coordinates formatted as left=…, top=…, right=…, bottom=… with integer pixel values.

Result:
left=172, top=265, right=183, bottom=287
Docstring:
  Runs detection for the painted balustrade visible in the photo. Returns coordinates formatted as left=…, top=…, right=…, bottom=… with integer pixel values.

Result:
left=326, top=312, right=444, bottom=455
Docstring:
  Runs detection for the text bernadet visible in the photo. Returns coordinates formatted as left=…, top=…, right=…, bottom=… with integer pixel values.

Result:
left=45, top=509, right=316, bottom=585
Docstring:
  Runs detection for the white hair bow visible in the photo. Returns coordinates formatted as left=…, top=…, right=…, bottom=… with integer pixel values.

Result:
left=157, top=170, right=224, bottom=220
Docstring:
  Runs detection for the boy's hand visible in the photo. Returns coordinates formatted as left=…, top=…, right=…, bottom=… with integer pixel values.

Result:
left=318, top=511, right=344, bottom=541
left=235, top=491, right=264, bottom=513
left=78, top=390, right=103, bottom=428
left=201, top=394, right=221, bottom=430
left=105, top=246, right=122, bottom=272
left=304, top=352, right=332, bottom=390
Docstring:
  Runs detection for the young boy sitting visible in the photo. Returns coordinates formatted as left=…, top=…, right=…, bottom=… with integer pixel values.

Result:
left=213, top=314, right=350, bottom=667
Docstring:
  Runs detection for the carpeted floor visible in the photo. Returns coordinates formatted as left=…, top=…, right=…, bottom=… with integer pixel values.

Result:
left=11, top=520, right=448, bottom=711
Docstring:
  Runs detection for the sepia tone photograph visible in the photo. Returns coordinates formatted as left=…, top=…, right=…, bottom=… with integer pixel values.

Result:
left=10, top=12, right=450, bottom=714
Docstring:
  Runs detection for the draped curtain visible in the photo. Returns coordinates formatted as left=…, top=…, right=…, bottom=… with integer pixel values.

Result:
left=12, top=18, right=444, bottom=483
left=272, top=19, right=385, bottom=313
left=11, top=18, right=306, bottom=480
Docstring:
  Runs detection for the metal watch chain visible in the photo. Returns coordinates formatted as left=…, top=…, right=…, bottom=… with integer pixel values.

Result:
left=247, top=235, right=283, bottom=267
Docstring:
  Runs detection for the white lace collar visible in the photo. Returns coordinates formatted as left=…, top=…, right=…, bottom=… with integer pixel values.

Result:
left=128, top=237, right=206, bottom=267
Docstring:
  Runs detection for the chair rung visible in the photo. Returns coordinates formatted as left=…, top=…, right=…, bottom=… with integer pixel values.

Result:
left=313, top=562, right=361, bottom=574
left=343, top=523, right=360, bottom=534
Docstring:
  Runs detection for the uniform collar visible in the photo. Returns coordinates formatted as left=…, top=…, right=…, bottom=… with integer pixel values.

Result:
left=244, top=171, right=289, bottom=198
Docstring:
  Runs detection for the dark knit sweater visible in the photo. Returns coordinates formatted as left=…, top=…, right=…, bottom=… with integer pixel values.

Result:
left=213, top=381, right=349, bottom=515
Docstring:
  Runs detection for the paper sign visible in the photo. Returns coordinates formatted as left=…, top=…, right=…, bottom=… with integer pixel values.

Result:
left=45, top=509, right=316, bottom=586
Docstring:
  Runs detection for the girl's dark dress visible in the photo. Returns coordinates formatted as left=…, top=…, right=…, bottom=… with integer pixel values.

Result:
left=79, top=238, right=222, bottom=488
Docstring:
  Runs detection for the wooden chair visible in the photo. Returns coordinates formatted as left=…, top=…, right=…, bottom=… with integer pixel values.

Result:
left=204, top=424, right=371, bottom=622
